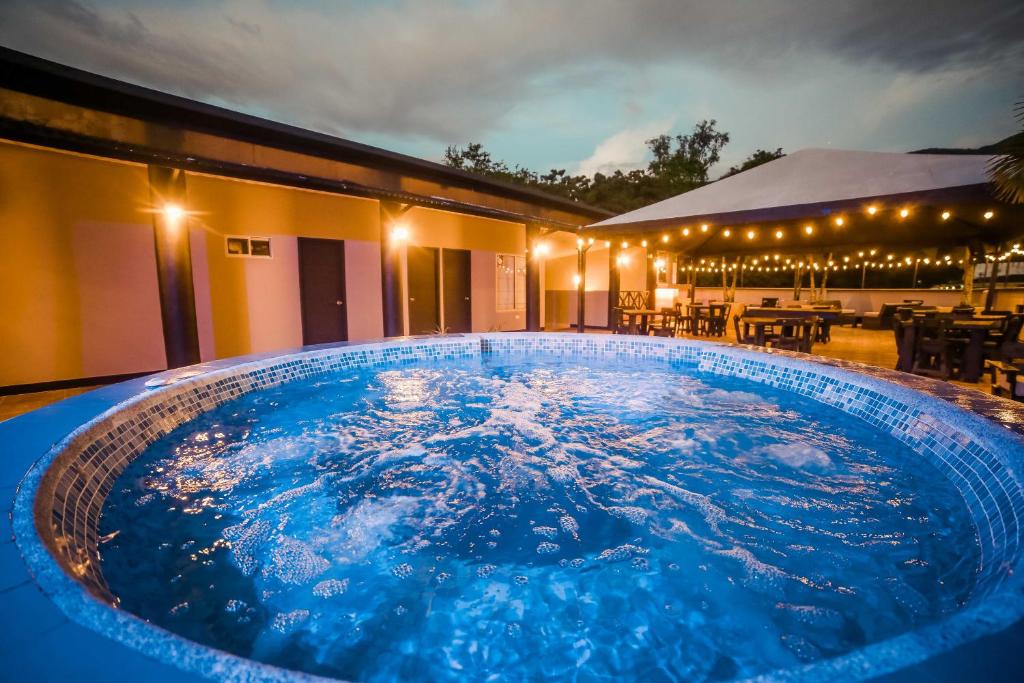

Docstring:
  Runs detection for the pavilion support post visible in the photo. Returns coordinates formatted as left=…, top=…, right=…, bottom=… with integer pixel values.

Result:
left=911, top=261, right=919, bottom=288
left=576, top=246, right=587, bottom=333
left=807, top=257, right=817, bottom=302
left=985, top=245, right=1002, bottom=312
left=861, top=261, right=867, bottom=289
left=688, top=258, right=696, bottom=303
left=645, top=243, right=657, bottom=308
left=380, top=201, right=406, bottom=337
left=793, top=263, right=802, bottom=301
left=961, top=246, right=974, bottom=306
left=525, top=223, right=542, bottom=332
left=148, top=165, right=200, bottom=369
left=607, top=241, right=620, bottom=330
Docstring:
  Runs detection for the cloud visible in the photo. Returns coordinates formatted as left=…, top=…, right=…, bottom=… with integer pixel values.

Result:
left=575, top=118, right=674, bottom=176
left=0, top=0, right=1020, bottom=161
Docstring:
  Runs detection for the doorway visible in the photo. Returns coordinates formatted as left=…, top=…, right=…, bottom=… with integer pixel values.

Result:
left=297, top=237, right=347, bottom=345
left=442, top=248, right=472, bottom=333
left=407, top=246, right=439, bottom=334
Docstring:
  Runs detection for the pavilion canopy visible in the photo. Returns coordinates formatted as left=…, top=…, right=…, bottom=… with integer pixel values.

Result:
left=586, top=149, right=1022, bottom=256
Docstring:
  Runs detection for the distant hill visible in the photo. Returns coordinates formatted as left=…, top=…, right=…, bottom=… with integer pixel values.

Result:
left=910, top=135, right=1013, bottom=155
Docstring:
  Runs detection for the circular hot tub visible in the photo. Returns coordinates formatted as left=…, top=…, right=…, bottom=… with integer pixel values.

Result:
left=10, top=334, right=1024, bottom=682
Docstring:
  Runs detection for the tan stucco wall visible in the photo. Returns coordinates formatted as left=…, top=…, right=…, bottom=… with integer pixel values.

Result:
left=0, top=141, right=167, bottom=386
left=0, top=139, right=558, bottom=386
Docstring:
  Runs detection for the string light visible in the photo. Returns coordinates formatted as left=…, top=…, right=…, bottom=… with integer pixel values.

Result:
left=804, top=225, right=814, bottom=235
left=834, top=217, right=845, bottom=227
left=682, top=227, right=690, bottom=237
left=867, top=205, right=878, bottom=215
left=661, top=234, right=669, bottom=243
left=722, top=229, right=732, bottom=237
left=746, top=229, right=756, bottom=240
left=700, top=224, right=709, bottom=232
left=984, top=210, right=995, bottom=220
left=941, top=210, right=951, bottom=221
left=775, top=229, right=784, bottom=239
left=899, top=208, right=910, bottom=219
left=641, top=239, right=648, bottom=248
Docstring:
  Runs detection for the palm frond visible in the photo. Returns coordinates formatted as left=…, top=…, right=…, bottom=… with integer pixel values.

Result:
left=988, top=98, right=1024, bottom=204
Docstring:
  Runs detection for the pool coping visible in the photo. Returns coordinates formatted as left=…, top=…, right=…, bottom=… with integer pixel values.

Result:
left=3, top=332, right=1024, bottom=682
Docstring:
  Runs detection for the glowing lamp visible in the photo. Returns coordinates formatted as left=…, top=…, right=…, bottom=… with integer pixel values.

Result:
left=834, top=217, right=844, bottom=227
left=899, top=208, right=910, bottom=219
left=391, top=224, right=410, bottom=241
left=941, top=211, right=951, bottom=221
left=804, top=225, right=814, bottom=235
left=984, top=210, right=995, bottom=220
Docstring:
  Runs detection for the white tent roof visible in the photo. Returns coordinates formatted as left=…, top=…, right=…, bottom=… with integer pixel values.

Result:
left=590, top=148, right=992, bottom=229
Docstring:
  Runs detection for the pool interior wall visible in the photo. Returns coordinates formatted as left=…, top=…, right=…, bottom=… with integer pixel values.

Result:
left=6, top=332, right=1024, bottom=683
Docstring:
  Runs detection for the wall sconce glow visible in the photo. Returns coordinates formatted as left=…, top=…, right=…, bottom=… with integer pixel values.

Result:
left=573, top=274, right=582, bottom=286
left=941, top=211, right=951, bottom=221
left=834, top=217, right=844, bottom=227
left=774, top=229, right=784, bottom=239
left=867, top=205, right=878, bottom=215
left=391, top=224, right=410, bottom=241
left=616, top=255, right=629, bottom=267
left=641, top=239, right=648, bottom=248
left=682, top=227, right=690, bottom=236
left=588, top=237, right=595, bottom=245
left=722, top=229, right=731, bottom=237
left=654, top=258, right=666, bottom=271
left=700, top=224, right=709, bottom=232
left=604, top=240, right=611, bottom=248
left=746, top=229, right=756, bottom=240
left=163, top=203, right=185, bottom=223
left=661, top=234, right=669, bottom=243
left=621, top=241, right=629, bottom=249
left=899, top=208, right=910, bottom=219
left=532, top=242, right=550, bottom=257
left=804, top=225, right=814, bottom=235
left=984, top=210, right=995, bottom=220
left=576, top=237, right=585, bottom=248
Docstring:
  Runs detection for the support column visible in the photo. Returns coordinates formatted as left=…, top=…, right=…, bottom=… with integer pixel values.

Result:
left=576, top=246, right=587, bottom=333
left=525, top=223, right=542, bottom=332
left=961, top=246, right=974, bottom=306
left=148, top=165, right=199, bottom=369
left=645, top=241, right=656, bottom=307
left=380, top=201, right=405, bottom=337
left=607, top=241, right=620, bottom=330
left=985, top=245, right=1002, bottom=312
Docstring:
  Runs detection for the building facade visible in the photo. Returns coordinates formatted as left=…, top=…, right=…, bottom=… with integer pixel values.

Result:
left=0, top=49, right=610, bottom=390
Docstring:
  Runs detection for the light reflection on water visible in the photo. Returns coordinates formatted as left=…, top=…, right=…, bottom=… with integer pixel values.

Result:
left=101, top=356, right=979, bottom=682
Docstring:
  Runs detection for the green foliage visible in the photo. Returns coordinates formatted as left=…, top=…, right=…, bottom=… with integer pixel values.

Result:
left=444, top=120, right=753, bottom=213
left=988, top=99, right=1024, bottom=204
left=721, top=148, right=785, bottom=179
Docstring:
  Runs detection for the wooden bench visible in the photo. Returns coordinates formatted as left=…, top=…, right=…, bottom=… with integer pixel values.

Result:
left=986, top=359, right=1024, bottom=400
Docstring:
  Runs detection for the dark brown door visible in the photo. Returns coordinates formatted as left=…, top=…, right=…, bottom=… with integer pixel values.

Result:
left=407, top=246, right=439, bottom=334
left=298, top=237, right=347, bottom=345
left=442, top=249, right=472, bottom=333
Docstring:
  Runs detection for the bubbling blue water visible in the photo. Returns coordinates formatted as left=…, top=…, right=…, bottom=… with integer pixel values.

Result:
left=100, top=356, right=979, bottom=682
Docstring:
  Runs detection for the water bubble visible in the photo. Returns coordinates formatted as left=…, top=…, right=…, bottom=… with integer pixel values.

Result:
left=392, top=563, right=414, bottom=579
left=271, top=609, right=310, bottom=634
left=536, top=542, right=560, bottom=555
left=506, top=623, right=522, bottom=638
left=436, top=571, right=452, bottom=585
left=532, top=526, right=558, bottom=539
left=569, top=558, right=585, bottom=568
left=513, top=575, right=529, bottom=585
left=313, top=578, right=349, bottom=598
left=477, top=564, right=497, bottom=578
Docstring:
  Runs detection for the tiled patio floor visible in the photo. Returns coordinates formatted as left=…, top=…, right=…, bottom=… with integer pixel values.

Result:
left=0, top=326, right=998, bottom=422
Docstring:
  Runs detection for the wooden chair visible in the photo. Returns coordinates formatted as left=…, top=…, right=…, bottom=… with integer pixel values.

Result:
left=610, top=307, right=630, bottom=334
left=771, top=318, right=816, bottom=353
left=733, top=314, right=757, bottom=345
left=986, top=359, right=1024, bottom=400
left=650, top=309, right=677, bottom=337
left=911, top=318, right=963, bottom=379
left=706, top=303, right=731, bottom=337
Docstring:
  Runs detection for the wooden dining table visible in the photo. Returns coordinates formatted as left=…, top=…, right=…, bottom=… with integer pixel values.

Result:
left=896, top=316, right=1005, bottom=382
left=741, top=316, right=815, bottom=347
left=621, top=308, right=661, bottom=335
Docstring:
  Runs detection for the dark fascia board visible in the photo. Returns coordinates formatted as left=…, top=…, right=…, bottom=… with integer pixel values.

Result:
left=586, top=184, right=1002, bottom=235
left=0, top=46, right=612, bottom=221
left=0, top=116, right=587, bottom=231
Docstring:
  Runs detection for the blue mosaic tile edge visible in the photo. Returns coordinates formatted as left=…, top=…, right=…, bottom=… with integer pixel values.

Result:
left=8, top=332, right=1024, bottom=683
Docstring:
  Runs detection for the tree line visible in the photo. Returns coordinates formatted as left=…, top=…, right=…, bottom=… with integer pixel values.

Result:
left=443, top=120, right=783, bottom=213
